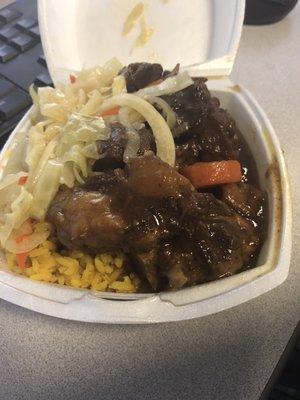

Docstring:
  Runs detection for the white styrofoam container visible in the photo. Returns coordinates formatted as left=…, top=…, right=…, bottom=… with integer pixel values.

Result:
left=0, top=0, right=291, bottom=323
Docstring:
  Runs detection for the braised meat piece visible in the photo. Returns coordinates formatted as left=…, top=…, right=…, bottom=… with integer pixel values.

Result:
left=137, top=127, right=156, bottom=155
left=197, top=108, right=241, bottom=162
left=48, top=154, right=188, bottom=253
left=93, top=123, right=127, bottom=170
left=153, top=76, right=243, bottom=165
left=48, top=154, right=263, bottom=291
left=221, top=182, right=267, bottom=227
left=93, top=123, right=156, bottom=171
left=46, top=172, right=128, bottom=252
left=125, top=197, right=181, bottom=253
left=175, top=106, right=242, bottom=167
left=158, top=241, right=207, bottom=290
left=162, top=78, right=211, bottom=135
left=176, top=136, right=202, bottom=166
left=181, top=192, right=259, bottom=280
left=130, top=250, right=159, bottom=291
left=119, top=62, right=163, bottom=93
left=126, top=153, right=193, bottom=198
left=162, top=63, right=180, bottom=79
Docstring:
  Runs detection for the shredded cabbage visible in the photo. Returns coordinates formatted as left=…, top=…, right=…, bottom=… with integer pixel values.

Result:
left=80, top=90, right=103, bottom=116
left=30, top=161, right=63, bottom=220
left=0, top=172, right=28, bottom=191
left=0, top=188, right=33, bottom=245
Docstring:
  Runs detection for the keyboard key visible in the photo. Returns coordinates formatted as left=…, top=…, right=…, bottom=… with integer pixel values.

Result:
left=0, top=78, right=14, bottom=98
left=29, top=25, right=40, bottom=39
left=37, top=54, right=46, bottom=67
left=0, top=88, right=31, bottom=120
left=0, top=8, right=22, bottom=24
left=0, top=44, right=18, bottom=62
left=0, top=27, right=19, bottom=43
left=34, top=72, right=53, bottom=87
left=16, top=17, right=37, bottom=32
left=10, top=33, right=37, bottom=52
left=0, top=109, right=29, bottom=149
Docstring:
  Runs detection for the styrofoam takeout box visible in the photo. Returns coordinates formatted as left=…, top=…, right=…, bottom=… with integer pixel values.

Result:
left=0, top=0, right=291, bottom=323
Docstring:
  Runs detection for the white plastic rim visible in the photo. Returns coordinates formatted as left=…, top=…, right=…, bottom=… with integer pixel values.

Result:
left=0, top=77, right=292, bottom=323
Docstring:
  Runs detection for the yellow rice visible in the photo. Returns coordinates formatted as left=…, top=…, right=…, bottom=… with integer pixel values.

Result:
left=5, top=223, right=139, bottom=293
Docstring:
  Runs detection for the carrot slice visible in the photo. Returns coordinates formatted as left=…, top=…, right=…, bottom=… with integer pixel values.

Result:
left=16, top=252, right=29, bottom=269
left=18, top=176, right=27, bottom=185
left=180, top=160, right=242, bottom=189
left=69, top=74, right=76, bottom=84
left=100, top=106, right=121, bottom=117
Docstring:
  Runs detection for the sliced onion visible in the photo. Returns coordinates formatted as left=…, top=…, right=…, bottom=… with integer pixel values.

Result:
left=136, top=71, right=193, bottom=98
left=118, top=107, right=131, bottom=128
left=5, top=230, right=50, bottom=254
left=148, top=96, right=177, bottom=129
left=98, top=94, right=175, bottom=166
left=123, top=129, right=141, bottom=162
left=118, top=107, right=145, bottom=127
left=18, top=219, right=33, bottom=236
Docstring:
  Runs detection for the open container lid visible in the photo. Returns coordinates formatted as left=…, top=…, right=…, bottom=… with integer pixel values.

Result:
left=38, top=0, right=245, bottom=86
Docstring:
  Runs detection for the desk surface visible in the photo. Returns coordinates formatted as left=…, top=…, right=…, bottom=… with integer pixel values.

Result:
left=0, top=4, right=300, bottom=400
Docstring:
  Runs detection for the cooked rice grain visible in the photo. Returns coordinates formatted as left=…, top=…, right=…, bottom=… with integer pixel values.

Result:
left=6, top=237, right=138, bottom=293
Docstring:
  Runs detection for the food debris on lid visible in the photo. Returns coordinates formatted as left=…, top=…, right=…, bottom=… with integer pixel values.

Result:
left=134, top=16, right=154, bottom=49
left=122, top=2, right=155, bottom=51
left=122, top=2, right=145, bottom=36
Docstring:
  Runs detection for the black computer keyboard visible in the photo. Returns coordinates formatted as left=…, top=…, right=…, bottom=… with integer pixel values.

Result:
left=0, top=0, right=51, bottom=149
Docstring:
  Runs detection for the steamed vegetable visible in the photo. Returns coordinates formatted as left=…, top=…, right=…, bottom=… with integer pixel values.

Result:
left=181, top=160, right=242, bottom=188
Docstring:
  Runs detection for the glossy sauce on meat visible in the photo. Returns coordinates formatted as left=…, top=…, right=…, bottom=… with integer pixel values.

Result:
left=47, top=63, right=268, bottom=292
